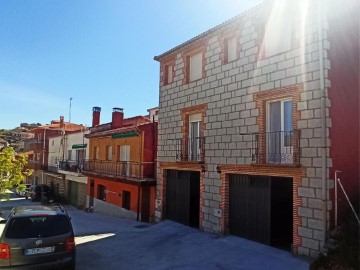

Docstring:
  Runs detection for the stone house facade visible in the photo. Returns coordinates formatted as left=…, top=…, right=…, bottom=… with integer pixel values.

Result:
left=154, top=0, right=359, bottom=257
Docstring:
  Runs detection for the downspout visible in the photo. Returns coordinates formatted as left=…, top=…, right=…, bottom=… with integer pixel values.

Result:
left=42, top=129, right=46, bottom=184
left=317, top=0, right=328, bottom=248
left=137, top=185, right=141, bottom=221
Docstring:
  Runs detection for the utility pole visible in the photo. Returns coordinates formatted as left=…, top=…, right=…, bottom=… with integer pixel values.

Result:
left=69, top=97, right=73, bottom=123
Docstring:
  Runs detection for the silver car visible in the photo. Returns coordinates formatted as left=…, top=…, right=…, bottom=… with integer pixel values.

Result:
left=0, top=205, right=76, bottom=269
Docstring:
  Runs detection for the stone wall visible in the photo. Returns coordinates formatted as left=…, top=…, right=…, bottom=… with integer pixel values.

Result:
left=156, top=3, right=332, bottom=257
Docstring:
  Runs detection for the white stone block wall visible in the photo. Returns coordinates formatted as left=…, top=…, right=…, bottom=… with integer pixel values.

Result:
left=156, top=3, right=332, bottom=257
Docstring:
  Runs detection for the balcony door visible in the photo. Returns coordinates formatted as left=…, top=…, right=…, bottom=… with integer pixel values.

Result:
left=189, top=113, right=201, bottom=161
left=120, top=145, right=130, bottom=176
left=267, top=99, right=293, bottom=163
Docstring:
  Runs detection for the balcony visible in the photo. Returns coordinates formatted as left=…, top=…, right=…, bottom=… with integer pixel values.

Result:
left=176, top=137, right=205, bottom=163
left=28, top=161, right=48, bottom=171
left=250, top=130, right=300, bottom=165
left=82, top=160, right=155, bottom=180
left=59, top=160, right=82, bottom=173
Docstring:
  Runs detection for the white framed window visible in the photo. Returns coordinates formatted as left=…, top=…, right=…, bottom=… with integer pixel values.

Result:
left=106, top=145, right=112, bottom=161
left=227, top=37, right=237, bottom=62
left=188, top=113, right=202, bottom=161
left=38, top=134, right=42, bottom=142
left=94, top=146, right=99, bottom=160
left=119, top=145, right=130, bottom=176
left=189, top=53, right=202, bottom=82
left=36, top=153, right=40, bottom=161
left=266, top=99, right=293, bottom=163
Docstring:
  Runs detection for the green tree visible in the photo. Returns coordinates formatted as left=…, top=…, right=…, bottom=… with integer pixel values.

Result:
left=0, top=147, right=32, bottom=197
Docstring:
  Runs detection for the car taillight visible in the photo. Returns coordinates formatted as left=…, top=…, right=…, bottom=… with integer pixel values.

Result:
left=0, top=243, right=10, bottom=259
left=65, top=237, right=75, bottom=252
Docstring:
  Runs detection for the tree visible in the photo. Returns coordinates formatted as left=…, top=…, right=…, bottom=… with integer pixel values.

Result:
left=0, top=147, right=32, bottom=197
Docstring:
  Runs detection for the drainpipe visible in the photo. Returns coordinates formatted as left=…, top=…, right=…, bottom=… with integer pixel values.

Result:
left=317, top=0, right=328, bottom=248
left=137, top=185, right=141, bottom=221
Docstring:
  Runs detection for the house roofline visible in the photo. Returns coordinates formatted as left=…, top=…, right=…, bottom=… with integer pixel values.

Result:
left=153, top=3, right=262, bottom=62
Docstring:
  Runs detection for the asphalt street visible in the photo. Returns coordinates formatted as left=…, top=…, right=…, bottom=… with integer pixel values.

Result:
left=0, top=192, right=310, bottom=270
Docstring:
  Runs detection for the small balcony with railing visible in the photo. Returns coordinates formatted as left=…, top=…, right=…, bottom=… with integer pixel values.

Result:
left=28, top=161, right=48, bottom=171
left=176, top=137, right=205, bottom=163
left=82, top=160, right=155, bottom=181
left=250, top=130, right=300, bottom=165
left=57, top=160, right=84, bottom=176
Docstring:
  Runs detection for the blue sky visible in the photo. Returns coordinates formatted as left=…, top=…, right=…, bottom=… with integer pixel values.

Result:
left=0, top=0, right=261, bottom=129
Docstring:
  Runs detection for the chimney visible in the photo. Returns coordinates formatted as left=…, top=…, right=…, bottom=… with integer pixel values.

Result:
left=111, top=107, right=124, bottom=129
left=92, top=107, right=101, bottom=127
left=60, top=116, right=64, bottom=129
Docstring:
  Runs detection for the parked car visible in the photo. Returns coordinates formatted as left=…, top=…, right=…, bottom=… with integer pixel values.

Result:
left=16, top=184, right=32, bottom=197
left=26, top=185, right=55, bottom=204
left=0, top=204, right=76, bottom=269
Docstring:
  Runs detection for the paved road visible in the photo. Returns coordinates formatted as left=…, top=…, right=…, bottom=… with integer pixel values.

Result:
left=1, top=193, right=310, bottom=270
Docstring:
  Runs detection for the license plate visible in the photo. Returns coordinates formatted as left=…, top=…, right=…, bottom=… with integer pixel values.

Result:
left=49, top=199, right=54, bottom=203
left=24, top=246, right=55, bottom=255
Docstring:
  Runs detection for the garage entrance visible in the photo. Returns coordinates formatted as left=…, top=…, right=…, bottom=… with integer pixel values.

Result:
left=228, top=174, right=293, bottom=250
left=165, top=170, right=200, bottom=228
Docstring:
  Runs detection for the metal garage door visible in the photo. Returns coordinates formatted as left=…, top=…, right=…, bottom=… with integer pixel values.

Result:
left=229, top=174, right=271, bottom=245
left=165, top=170, right=200, bottom=228
left=69, top=181, right=79, bottom=207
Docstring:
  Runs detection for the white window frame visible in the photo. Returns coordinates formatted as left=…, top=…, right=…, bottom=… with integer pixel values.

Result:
left=266, top=99, right=293, bottom=163
left=189, top=53, right=202, bottom=82
left=106, top=145, right=112, bottom=161
left=188, top=113, right=202, bottom=161
left=119, top=145, right=130, bottom=176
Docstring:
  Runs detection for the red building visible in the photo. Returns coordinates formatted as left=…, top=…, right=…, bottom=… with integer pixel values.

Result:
left=83, top=107, right=158, bottom=222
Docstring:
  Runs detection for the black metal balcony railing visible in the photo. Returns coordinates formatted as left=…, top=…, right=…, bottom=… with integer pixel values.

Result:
left=28, top=161, right=48, bottom=171
left=251, top=130, right=300, bottom=165
left=176, top=137, right=205, bottom=162
left=82, top=160, right=154, bottom=179
left=58, top=160, right=82, bottom=173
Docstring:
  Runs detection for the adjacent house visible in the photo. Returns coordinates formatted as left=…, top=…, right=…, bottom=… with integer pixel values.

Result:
left=154, top=0, right=359, bottom=257
left=47, top=128, right=89, bottom=208
left=82, top=107, right=158, bottom=222
left=27, top=117, right=85, bottom=187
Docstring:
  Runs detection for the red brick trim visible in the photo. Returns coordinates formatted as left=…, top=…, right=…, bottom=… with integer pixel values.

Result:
left=183, top=46, right=206, bottom=84
left=217, top=164, right=305, bottom=254
left=219, top=29, right=242, bottom=64
left=254, top=84, right=302, bottom=164
left=161, top=59, right=176, bottom=86
left=180, top=104, right=207, bottom=141
left=160, top=59, right=176, bottom=86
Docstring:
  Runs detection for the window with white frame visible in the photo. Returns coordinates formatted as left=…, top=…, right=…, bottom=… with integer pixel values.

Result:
left=106, top=145, right=112, bottom=161
left=226, top=37, right=237, bottom=62
left=38, top=133, right=42, bottom=142
left=189, top=52, right=202, bottom=82
left=188, top=113, right=202, bottom=161
left=266, top=99, right=293, bottom=163
left=94, top=146, right=99, bottom=160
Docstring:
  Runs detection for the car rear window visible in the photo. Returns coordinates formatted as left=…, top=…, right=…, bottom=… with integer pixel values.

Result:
left=5, top=216, right=71, bottom=239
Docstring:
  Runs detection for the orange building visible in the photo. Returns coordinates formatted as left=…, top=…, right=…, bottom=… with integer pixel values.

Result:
left=83, top=107, right=157, bottom=222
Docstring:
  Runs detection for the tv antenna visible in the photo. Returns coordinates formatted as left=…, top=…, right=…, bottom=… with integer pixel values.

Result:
left=69, top=97, right=73, bottom=123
